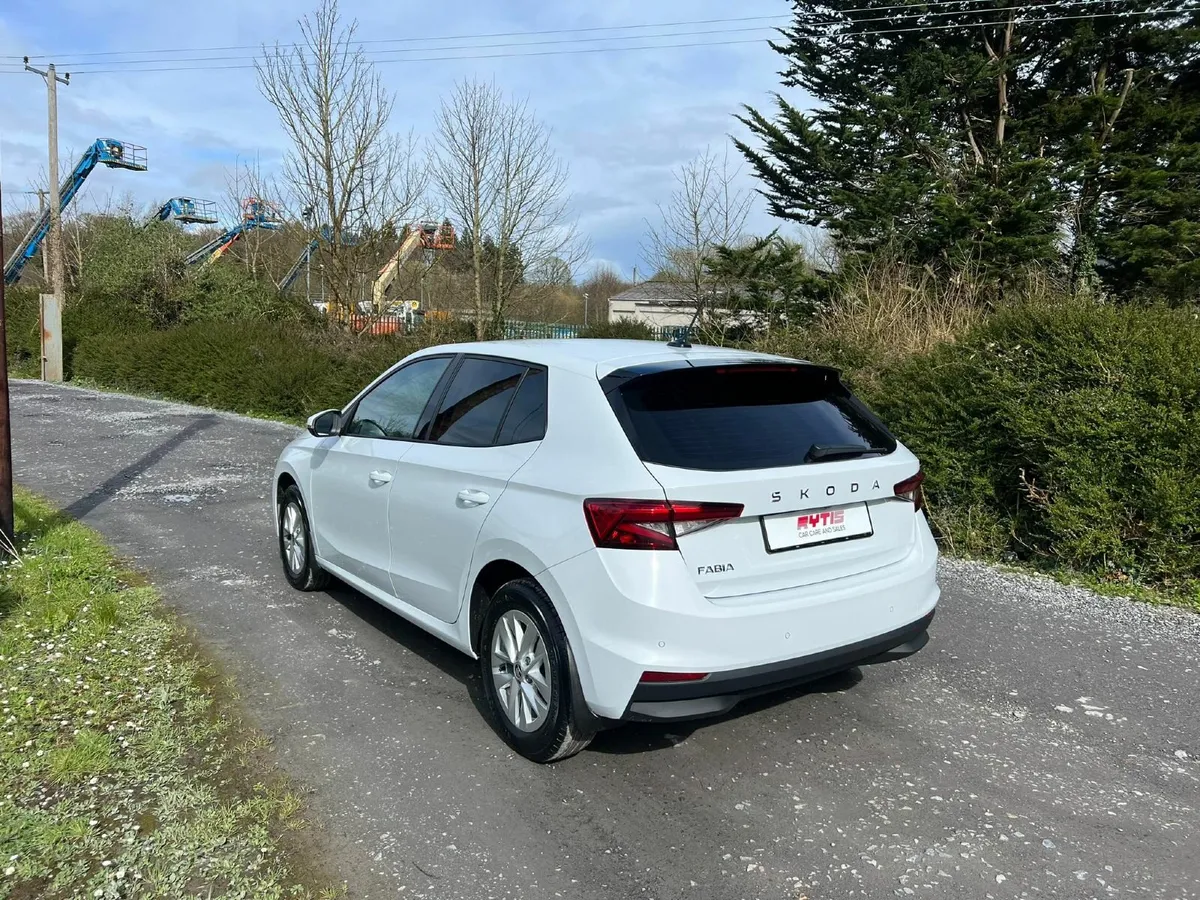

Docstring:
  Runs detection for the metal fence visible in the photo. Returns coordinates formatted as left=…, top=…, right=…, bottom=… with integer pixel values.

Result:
left=350, top=314, right=681, bottom=342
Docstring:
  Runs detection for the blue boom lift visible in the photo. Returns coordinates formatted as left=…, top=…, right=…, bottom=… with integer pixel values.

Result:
left=277, top=238, right=320, bottom=292
left=3, top=138, right=147, bottom=285
left=148, top=197, right=218, bottom=226
left=277, top=225, right=363, bottom=292
left=184, top=197, right=281, bottom=268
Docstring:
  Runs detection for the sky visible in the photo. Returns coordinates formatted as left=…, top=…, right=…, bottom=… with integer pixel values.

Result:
left=0, top=0, right=801, bottom=279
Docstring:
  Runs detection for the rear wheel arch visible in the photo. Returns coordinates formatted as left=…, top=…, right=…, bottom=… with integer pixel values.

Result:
left=470, top=559, right=536, bottom=655
left=469, top=559, right=608, bottom=740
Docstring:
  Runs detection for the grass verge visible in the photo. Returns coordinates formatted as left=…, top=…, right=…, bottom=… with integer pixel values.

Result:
left=0, top=490, right=343, bottom=899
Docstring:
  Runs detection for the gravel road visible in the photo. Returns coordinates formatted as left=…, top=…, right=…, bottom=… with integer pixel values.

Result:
left=10, top=380, right=1199, bottom=900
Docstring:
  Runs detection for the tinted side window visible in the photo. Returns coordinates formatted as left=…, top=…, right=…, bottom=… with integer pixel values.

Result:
left=497, top=368, right=547, bottom=444
left=430, top=358, right=526, bottom=447
left=345, top=356, right=451, bottom=439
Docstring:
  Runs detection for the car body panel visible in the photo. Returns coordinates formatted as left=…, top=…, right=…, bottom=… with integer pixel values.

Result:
left=307, top=435, right=410, bottom=591
left=388, top=441, right=538, bottom=622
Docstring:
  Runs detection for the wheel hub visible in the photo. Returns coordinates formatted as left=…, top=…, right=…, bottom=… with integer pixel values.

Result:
left=490, top=609, right=551, bottom=732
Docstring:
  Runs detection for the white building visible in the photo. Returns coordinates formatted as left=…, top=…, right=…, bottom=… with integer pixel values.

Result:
left=607, top=282, right=758, bottom=329
left=607, top=283, right=703, bottom=328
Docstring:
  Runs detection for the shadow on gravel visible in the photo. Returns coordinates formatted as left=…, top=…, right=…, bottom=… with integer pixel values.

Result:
left=65, top=416, right=219, bottom=519
left=589, top=667, right=866, bottom=755
left=323, top=582, right=492, bottom=722
left=314, top=577, right=874, bottom=758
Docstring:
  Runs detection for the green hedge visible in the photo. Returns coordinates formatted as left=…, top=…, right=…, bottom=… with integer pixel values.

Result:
left=869, top=301, right=1200, bottom=593
left=21, top=289, right=1200, bottom=598
left=576, top=318, right=656, bottom=340
left=71, top=321, right=428, bottom=420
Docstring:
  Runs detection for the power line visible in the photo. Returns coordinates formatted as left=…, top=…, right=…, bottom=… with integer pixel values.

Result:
left=13, top=26, right=784, bottom=71
left=27, top=0, right=1153, bottom=72
left=5, top=14, right=791, bottom=61
left=7, top=0, right=1182, bottom=63
left=0, top=6, right=1193, bottom=76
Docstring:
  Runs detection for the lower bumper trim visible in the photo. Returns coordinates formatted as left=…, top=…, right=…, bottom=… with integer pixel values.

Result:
left=622, top=609, right=934, bottom=723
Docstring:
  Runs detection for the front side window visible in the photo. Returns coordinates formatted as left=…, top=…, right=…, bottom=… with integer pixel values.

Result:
left=429, top=358, right=527, bottom=446
left=344, top=356, right=452, bottom=439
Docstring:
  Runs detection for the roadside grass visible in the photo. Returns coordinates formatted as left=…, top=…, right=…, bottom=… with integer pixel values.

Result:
left=0, top=490, right=344, bottom=899
left=1022, top=563, right=1200, bottom=614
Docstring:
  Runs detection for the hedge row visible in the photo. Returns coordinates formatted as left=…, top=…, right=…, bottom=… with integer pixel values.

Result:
left=70, top=321, right=432, bottom=420
left=868, top=301, right=1199, bottom=594
left=14, top=292, right=1198, bottom=597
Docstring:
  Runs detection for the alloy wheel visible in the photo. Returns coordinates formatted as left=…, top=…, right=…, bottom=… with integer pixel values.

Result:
left=491, top=609, right=552, bottom=732
left=281, top=502, right=307, bottom=576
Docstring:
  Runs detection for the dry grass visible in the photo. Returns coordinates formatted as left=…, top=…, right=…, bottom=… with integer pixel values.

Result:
left=754, top=258, right=1065, bottom=386
left=822, top=259, right=988, bottom=359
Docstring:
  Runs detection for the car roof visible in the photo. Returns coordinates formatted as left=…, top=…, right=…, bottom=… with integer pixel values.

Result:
left=411, top=339, right=799, bottom=379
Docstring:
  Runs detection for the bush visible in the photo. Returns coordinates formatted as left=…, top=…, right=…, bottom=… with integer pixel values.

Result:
left=4, top=287, right=43, bottom=375
left=870, top=300, right=1200, bottom=592
left=577, top=318, right=656, bottom=340
left=72, top=321, right=432, bottom=419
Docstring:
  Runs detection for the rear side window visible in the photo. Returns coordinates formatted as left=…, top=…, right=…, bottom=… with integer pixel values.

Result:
left=497, top=368, right=547, bottom=444
left=430, top=357, right=526, bottom=446
left=605, top=363, right=896, bottom=471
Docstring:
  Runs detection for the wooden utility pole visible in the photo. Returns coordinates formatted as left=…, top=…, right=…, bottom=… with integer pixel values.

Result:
left=24, top=59, right=69, bottom=305
left=0, top=176, right=16, bottom=544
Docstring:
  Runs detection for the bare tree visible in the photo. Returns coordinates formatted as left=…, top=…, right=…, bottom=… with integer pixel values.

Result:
left=641, top=145, right=753, bottom=324
left=257, top=0, right=425, bottom=318
left=579, top=264, right=631, bottom=326
left=433, top=77, right=586, bottom=338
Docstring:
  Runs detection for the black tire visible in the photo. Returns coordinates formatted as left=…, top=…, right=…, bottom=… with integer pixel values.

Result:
left=479, top=578, right=594, bottom=763
left=278, top=484, right=330, bottom=592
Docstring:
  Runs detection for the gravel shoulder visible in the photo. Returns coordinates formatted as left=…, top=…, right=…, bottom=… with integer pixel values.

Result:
left=10, top=380, right=1199, bottom=900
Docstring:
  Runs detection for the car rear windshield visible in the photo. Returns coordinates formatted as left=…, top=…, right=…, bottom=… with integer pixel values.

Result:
left=605, top=363, right=896, bottom=471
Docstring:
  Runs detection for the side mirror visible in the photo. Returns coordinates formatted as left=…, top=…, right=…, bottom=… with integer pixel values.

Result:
left=306, top=409, right=342, bottom=437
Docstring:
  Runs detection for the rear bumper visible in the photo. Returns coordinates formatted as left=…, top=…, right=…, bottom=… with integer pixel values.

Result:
left=539, top=520, right=940, bottom=721
left=622, top=609, right=933, bottom=722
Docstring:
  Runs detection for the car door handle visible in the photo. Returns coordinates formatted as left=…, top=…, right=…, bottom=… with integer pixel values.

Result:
left=369, top=470, right=393, bottom=484
left=457, top=489, right=490, bottom=507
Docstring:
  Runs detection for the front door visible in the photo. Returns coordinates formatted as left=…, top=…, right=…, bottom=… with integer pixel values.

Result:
left=388, top=359, right=547, bottom=622
left=308, top=354, right=454, bottom=593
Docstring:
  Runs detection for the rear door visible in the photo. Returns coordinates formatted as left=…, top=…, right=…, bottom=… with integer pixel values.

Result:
left=387, top=358, right=546, bottom=622
left=602, top=361, right=924, bottom=602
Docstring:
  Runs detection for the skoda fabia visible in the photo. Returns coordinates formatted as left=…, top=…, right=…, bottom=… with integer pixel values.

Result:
left=274, top=339, right=938, bottom=762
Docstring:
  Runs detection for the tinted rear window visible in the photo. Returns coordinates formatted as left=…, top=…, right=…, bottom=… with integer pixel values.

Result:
left=497, top=368, right=548, bottom=444
left=606, top=364, right=896, bottom=471
left=430, top=357, right=526, bottom=446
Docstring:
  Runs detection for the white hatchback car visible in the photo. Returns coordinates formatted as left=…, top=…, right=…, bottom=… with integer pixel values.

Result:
left=274, top=339, right=938, bottom=762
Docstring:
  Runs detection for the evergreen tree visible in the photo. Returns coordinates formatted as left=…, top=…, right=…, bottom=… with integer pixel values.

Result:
left=737, top=0, right=1200, bottom=295
left=1089, top=24, right=1200, bottom=301
left=707, top=234, right=830, bottom=330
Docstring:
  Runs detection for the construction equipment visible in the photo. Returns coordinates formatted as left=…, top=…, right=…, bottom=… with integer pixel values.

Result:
left=371, top=219, right=455, bottom=308
left=277, top=238, right=320, bottom=292
left=277, top=224, right=359, bottom=293
left=184, top=197, right=281, bottom=268
left=3, top=138, right=147, bottom=285
left=148, top=197, right=218, bottom=226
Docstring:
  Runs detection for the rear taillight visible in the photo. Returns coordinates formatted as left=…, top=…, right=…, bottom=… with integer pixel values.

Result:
left=583, top=499, right=744, bottom=551
left=894, top=470, right=925, bottom=513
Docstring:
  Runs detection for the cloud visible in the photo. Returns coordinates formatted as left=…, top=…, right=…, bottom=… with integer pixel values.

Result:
left=0, top=0, right=795, bottom=277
